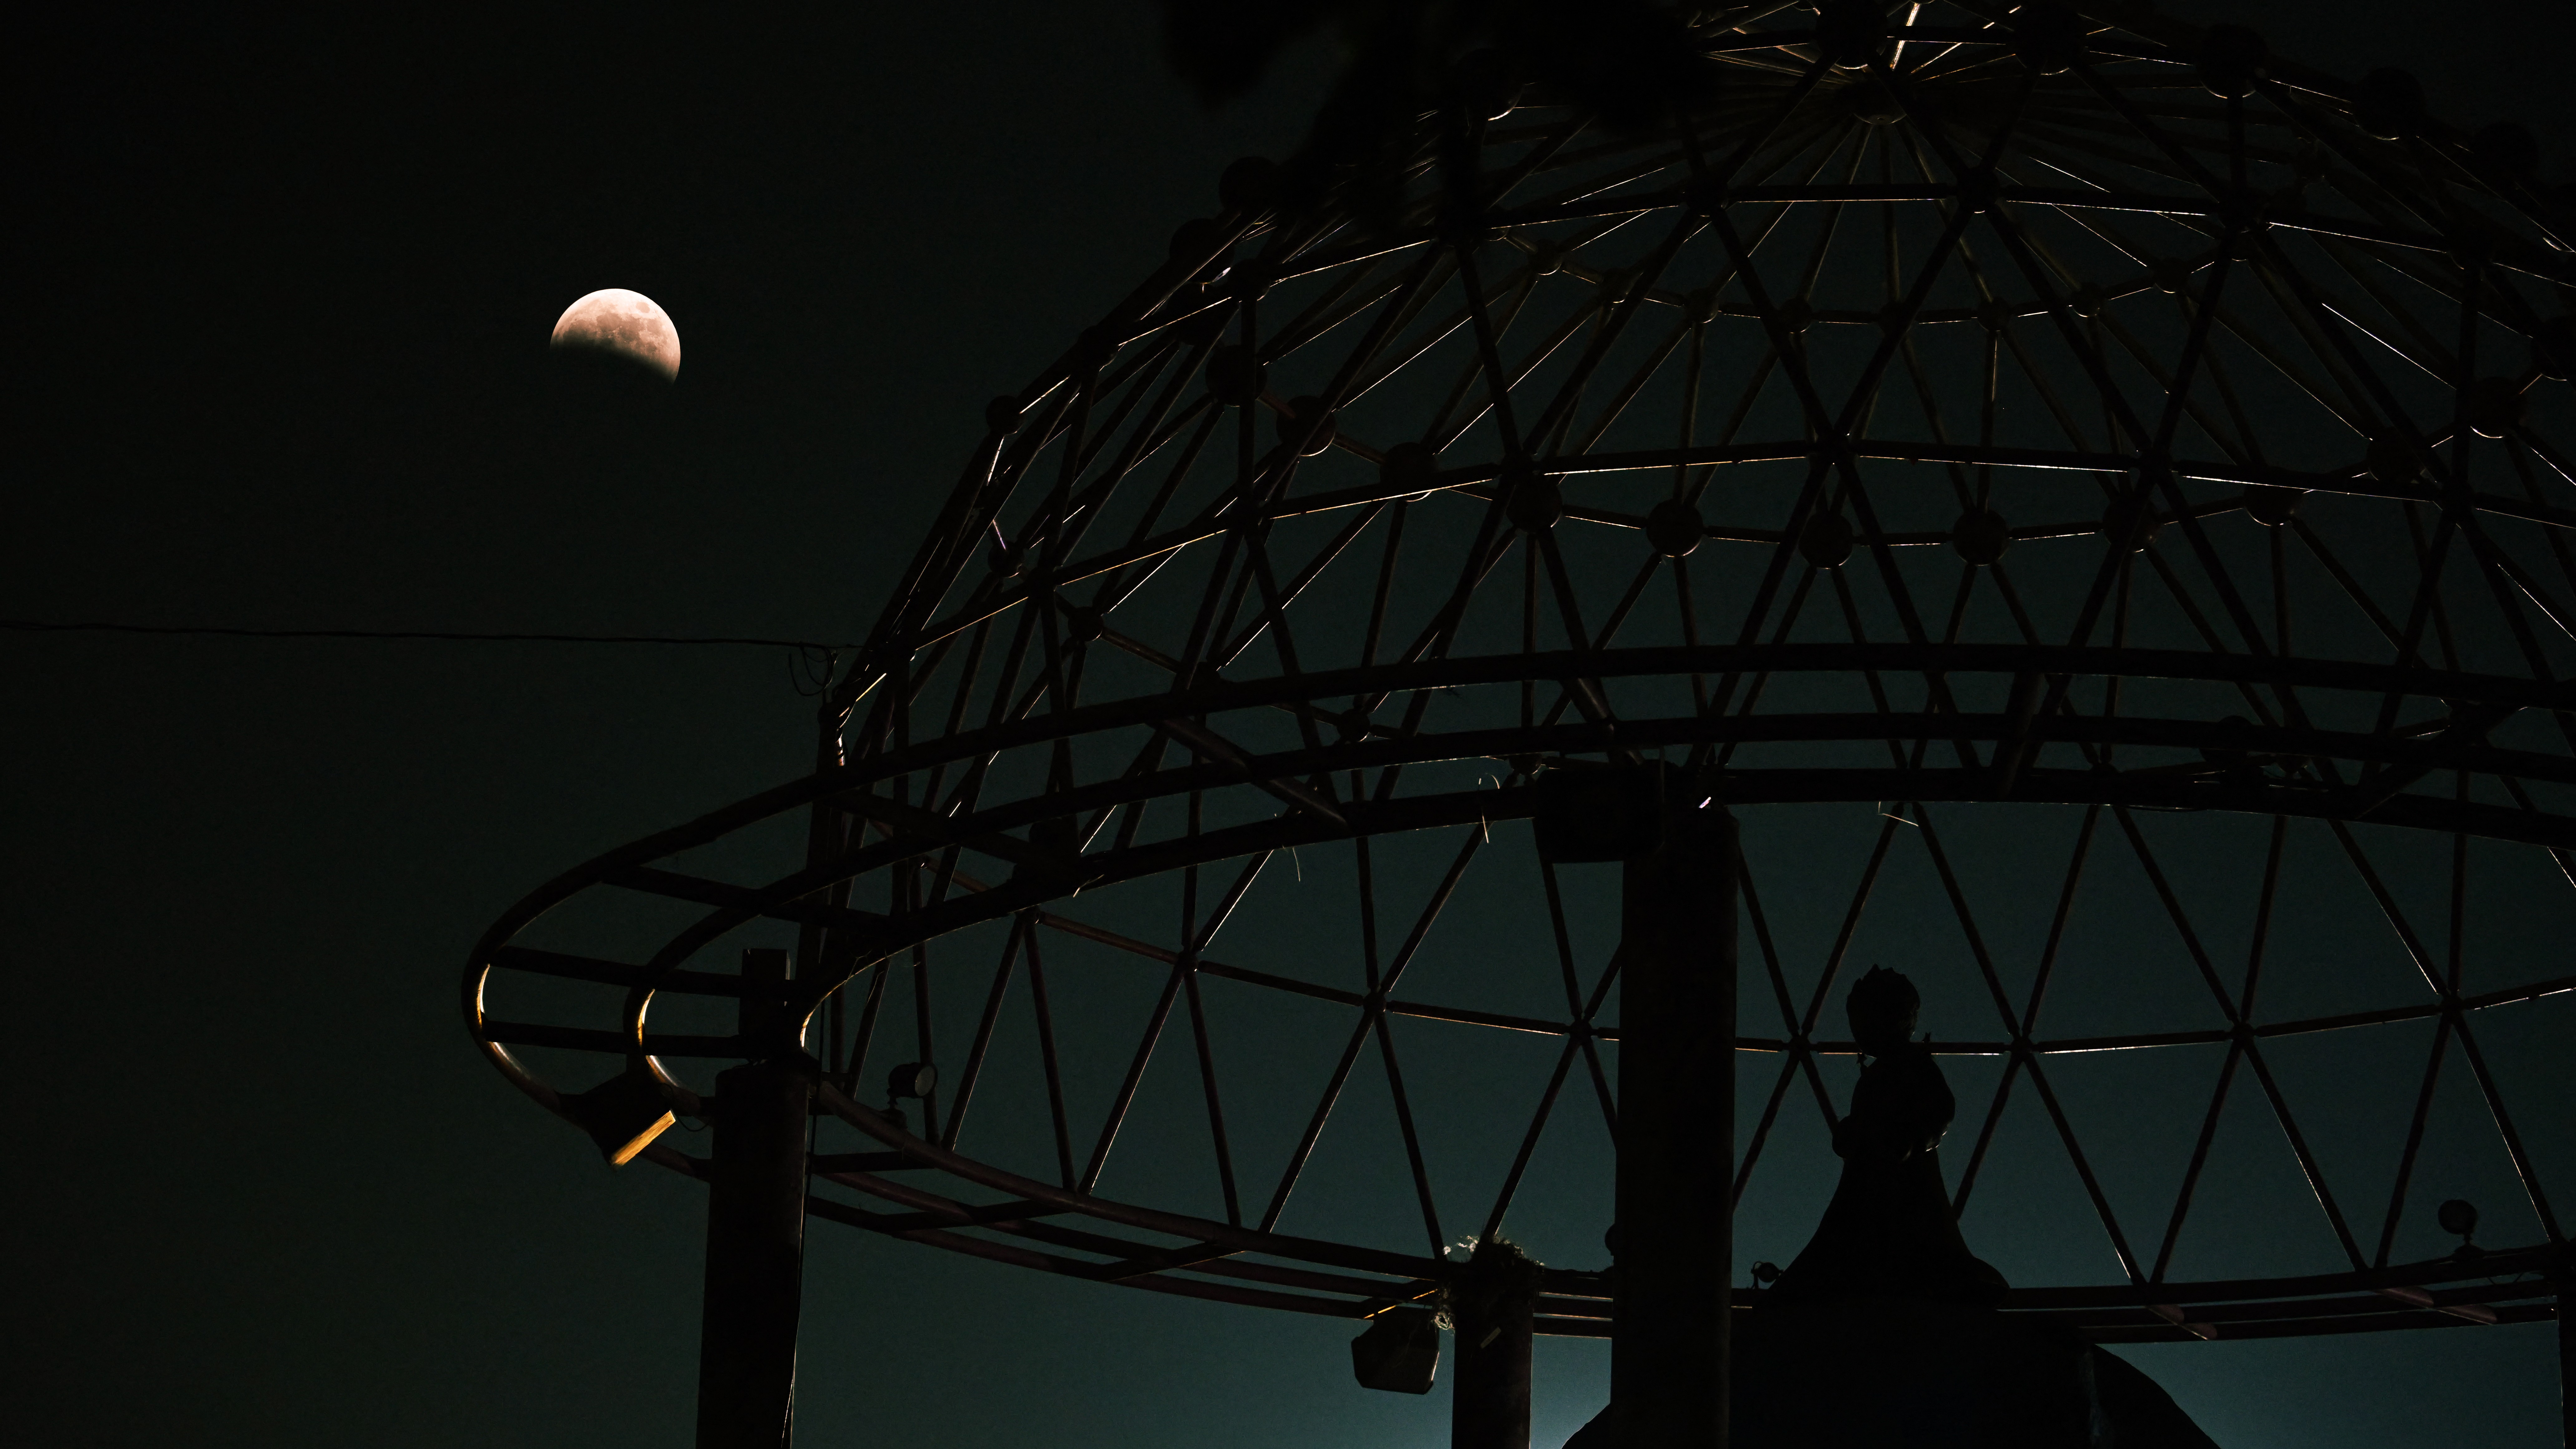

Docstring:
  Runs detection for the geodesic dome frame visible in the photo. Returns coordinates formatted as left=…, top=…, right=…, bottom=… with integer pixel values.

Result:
left=469, top=0, right=2574, bottom=1348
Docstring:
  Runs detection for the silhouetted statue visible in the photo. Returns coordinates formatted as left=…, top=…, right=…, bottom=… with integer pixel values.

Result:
left=1765, top=966, right=2009, bottom=1307
left=1566, top=966, right=2222, bottom=1447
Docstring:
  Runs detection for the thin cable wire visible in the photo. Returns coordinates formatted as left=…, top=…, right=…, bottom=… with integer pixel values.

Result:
left=0, top=619, right=857, bottom=650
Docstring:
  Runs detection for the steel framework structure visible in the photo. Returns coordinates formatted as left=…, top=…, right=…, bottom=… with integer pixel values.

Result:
left=465, top=0, right=2575, bottom=1437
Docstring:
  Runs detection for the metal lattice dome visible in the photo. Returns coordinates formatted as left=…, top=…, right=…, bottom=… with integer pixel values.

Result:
left=470, top=0, right=2574, bottom=1355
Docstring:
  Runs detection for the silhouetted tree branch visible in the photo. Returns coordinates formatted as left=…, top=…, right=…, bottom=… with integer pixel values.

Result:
left=1157, top=0, right=1724, bottom=226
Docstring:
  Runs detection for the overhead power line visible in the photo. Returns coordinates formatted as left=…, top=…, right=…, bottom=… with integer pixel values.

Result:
left=0, top=619, right=857, bottom=651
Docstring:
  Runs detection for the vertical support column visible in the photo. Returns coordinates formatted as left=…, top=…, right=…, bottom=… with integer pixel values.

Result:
left=2559, top=1266, right=2573, bottom=1449
left=696, top=946, right=812, bottom=1449
left=1452, top=1239, right=1539, bottom=1449
left=1612, top=798, right=1737, bottom=1449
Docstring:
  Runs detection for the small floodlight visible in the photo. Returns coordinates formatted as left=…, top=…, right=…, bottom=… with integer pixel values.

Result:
left=876, top=1062, right=940, bottom=1136
left=563, top=1068, right=678, bottom=1166
left=2436, top=1198, right=2483, bottom=1258
left=1350, top=1306, right=1440, bottom=1394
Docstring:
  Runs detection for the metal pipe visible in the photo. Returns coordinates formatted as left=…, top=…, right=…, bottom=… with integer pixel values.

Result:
left=2558, top=1267, right=2572, bottom=1449
left=1612, top=796, right=1738, bottom=1448
left=1452, top=1240, right=1539, bottom=1449
left=696, top=948, right=812, bottom=1449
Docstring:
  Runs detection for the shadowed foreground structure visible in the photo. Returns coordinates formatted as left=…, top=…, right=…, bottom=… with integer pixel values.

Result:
left=1764, top=966, right=2008, bottom=1309
left=1572, top=968, right=2223, bottom=1445
left=463, top=2, right=2574, bottom=1443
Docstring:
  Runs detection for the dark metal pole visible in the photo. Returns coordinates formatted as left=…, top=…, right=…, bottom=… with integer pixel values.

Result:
left=1452, top=1240, right=1538, bottom=1449
left=2559, top=1265, right=2572, bottom=1449
left=1612, top=798, right=1737, bottom=1449
left=695, top=946, right=812, bottom=1449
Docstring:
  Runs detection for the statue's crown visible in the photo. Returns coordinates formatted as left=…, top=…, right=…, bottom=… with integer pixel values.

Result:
left=1848, top=965, right=1920, bottom=1018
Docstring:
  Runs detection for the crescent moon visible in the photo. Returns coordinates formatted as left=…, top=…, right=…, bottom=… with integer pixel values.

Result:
left=550, top=289, right=681, bottom=380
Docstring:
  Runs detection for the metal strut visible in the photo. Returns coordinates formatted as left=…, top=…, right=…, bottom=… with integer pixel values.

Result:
left=695, top=947, right=812, bottom=1449
left=1451, top=1238, right=1540, bottom=1449
left=1582, top=771, right=1739, bottom=1447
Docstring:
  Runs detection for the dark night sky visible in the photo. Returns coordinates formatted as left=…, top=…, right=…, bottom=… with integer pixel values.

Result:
left=9, top=3, right=2571, bottom=1445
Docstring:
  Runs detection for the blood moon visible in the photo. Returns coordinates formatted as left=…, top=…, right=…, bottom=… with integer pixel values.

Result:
left=550, top=289, right=680, bottom=380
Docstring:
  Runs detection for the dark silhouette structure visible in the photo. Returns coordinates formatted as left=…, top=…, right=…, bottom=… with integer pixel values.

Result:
left=1765, top=966, right=2008, bottom=1308
left=463, top=3, right=2574, bottom=1444
left=1450, top=1237, right=1545, bottom=1448
left=1743, top=971, right=2210, bottom=1445
left=1570, top=969, right=2221, bottom=1447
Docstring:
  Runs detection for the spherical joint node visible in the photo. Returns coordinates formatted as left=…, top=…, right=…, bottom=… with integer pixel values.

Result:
left=1449, top=48, right=1523, bottom=121
left=1207, top=344, right=1266, bottom=405
left=2198, top=713, right=2256, bottom=775
left=1503, top=466, right=1564, bottom=532
left=2100, top=491, right=2164, bottom=553
left=1773, top=298, right=1817, bottom=336
left=1949, top=508, right=2012, bottom=565
left=2195, top=24, right=2266, bottom=100
left=985, top=394, right=1025, bottom=434
left=1684, top=176, right=1730, bottom=217
left=1380, top=441, right=1441, bottom=500
left=2009, top=2, right=2084, bottom=75
left=1646, top=497, right=1705, bottom=558
left=1797, top=507, right=1855, bottom=569
left=1815, top=0, right=1892, bottom=71
left=2353, top=68, right=2425, bottom=141
left=1975, top=297, right=2017, bottom=331
left=2463, top=377, right=2528, bottom=439
left=1277, top=395, right=1339, bottom=456
left=1060, top=604, right=1106, bottom=644
left=2241, top=484, right=2306, bottom=527
left=1954, top=167, right=1999, bottom=214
